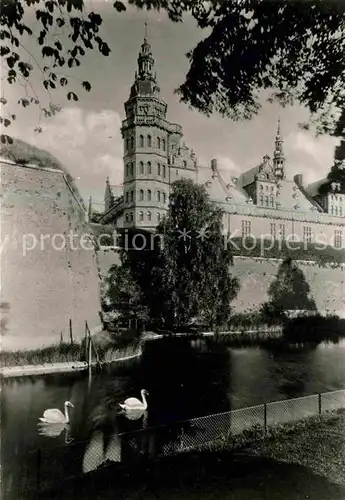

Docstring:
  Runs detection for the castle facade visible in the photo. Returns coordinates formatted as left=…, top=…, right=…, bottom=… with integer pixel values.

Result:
left=95, top=34, right=344, bottom=250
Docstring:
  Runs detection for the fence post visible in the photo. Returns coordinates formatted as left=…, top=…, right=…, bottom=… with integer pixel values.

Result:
left=318, top=393, right=322, bottom=415
left=69, top=319, right=74, bottom=345
left=264, top=403, right=267, bottom=434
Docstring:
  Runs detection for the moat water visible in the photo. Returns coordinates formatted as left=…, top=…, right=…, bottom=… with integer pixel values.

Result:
left=2, top=337, right=345, bottom=498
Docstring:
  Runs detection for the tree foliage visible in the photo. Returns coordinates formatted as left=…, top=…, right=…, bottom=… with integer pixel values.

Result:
left=144, top=179, right=239, bottom=332
left=266, top=257, right=317, bottom=314
left=104, top=263, right=149, bottom=326
left=1, top=0, right=344, bottom=142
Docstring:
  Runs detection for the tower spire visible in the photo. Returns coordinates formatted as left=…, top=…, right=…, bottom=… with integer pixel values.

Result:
left=144, top=21, right=148, bottom=41
left=273, top=118, right=285, bottom=179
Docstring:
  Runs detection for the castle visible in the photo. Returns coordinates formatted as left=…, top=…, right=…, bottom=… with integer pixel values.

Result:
left=92, top=31, right=344, bottom=250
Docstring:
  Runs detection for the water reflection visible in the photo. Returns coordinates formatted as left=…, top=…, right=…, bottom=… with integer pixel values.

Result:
left=37, top=423, right=74, bottom=443
left=1, top=337, right=344, bottom=498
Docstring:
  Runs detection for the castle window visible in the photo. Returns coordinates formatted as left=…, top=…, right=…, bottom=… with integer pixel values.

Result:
left=125, top=191, right=129, bottom=203
left=157, top=163, right=161, bottom=176
left=259, top=194, right=264, bottom=206
left=176, top=169, right=178, bottom=176
left=125, top=213, right=129, bottom=223
left=147, top=189, right=152, bottom=201
left=183, top=161, right=187, bottom=168
left=157, top=190, right=161, bottom=202
left=157, top=212, right=161, bottom=223
left=130, top=212, right=134, bottom=222
left=241, top=220, right=251, bottom=237
left=162, top=138, right=166, bottom=151
left=139, top=211, right=144, bottom=222
left=147, top=211, right=152, bottom=222
left=148, top=135, right=152, bottom=147
left=264, top=196, right=269, bottom=207
left=157, top=137, right=161, bottom=149
left=126, top=138, right=129, bottom=151
left=330, top=206, right=334, bottom=215
left=260, top=184, right=263, bottom=190
left=270, top=195, right=274, bottom=207
left=335, top=206, right=338, bottom=216
left=130, top=136, right=134, bottom=149
left=163, top=165, right=166, bottom=178
left=303, top=226, right=312, bottom=243
left=139, top=189, right=144, bottom=201
left=139, top=161, right=144, bottom=174
left=279, top=224, right=285, bottom=240
left=139, top=135, right=144, bottom=147
left=334, top=230, right=342, bottom=248
left=126, top=164, right=130, bottom=177
left=130, top=190, right=134, bottom=202
left=147, top=161, right=152, bottom=174
left=130, top=163, right=134, bottom=176
left=163, top=192, right=166, bottom=204
left=270, top=223, right=276, bottom=239
left=265, top=185, right=269, bottom=191
left=271, top=186, right=274, bottom=192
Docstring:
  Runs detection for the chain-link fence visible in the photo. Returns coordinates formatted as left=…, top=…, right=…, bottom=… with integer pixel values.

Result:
left=4, top=389, right=345, bottom=499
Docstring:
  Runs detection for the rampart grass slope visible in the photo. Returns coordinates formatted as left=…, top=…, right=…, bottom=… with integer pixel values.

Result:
left=1, top=144, right=102, bottom=350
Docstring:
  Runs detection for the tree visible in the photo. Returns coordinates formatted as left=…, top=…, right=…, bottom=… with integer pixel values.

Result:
left=145, top=179, right=239, bottom=332
left=1, top=0, right=344, bottom=141
left=266, top=257, right=317, bottom=315
left=104, top=263, right=149, bottom=328
left=319, top=138, right=345, bottom=194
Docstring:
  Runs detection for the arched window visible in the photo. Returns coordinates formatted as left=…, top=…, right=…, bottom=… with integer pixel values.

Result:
left=147, top=135, right=152, bottom=147
left=147, top=211, right=152, bottom=222
left=125, top=213, right=129, bottom=222
left=130, top=190, right=134, bottom=202
left=125, top=191, right=129, bottom=203
left=147, top=161, right=152, bottom=174
left=157, top=212, right=161, bottom=223
left=147, top=189, right=152, bottom=201
left=139, top=211, right=144, bottom=222
left=139, top=161, right=144, bottom=174
left=183, top=160, right=187, bottom=168
left=130, top=163, right=134, bottom=176
left=162, top=138, right=166, bottom=151
left=157, top=163, right=161, bottom=176
left=139, top=135, right=144, bottom=147
left=157, top=190, right=161, bottom=202
left=260, top=184, right=263, bottom=190
left=162, top=165, right=166, bottom=178
left=126, top=164, right=129, bottom=177
left=130, top=212, right=134, bottom=222
left=163, top=192, right=166, bottom=204
left=130, top=136, right=134, bottom=149
left=126, top=138, right=129, bottom=151
left=157, top=137, right=161, bottom=149
left=139, top=189, right=144, bottom=201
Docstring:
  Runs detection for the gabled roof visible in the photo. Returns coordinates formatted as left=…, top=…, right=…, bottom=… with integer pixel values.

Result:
left=197, top=165, right=249, bottom=205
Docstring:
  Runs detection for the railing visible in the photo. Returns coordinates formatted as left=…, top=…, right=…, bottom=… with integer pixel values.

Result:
left=3, top=390, right=345, bottom=498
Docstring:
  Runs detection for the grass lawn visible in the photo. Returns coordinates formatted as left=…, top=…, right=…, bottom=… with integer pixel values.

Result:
left=0, top=343, right=82, bottom=367
left=35, top=411, right=345, bottom=500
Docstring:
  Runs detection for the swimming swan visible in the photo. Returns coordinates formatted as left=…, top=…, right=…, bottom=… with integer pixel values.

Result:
left=119, top=389, right=148, bottom=411
left=39, top=401, right=74, bottom=424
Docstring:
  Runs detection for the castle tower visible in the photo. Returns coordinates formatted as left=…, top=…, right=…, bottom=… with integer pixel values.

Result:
left=273, top=118, right=286, bottom=179
left=120, top=24, right=171, bottom=231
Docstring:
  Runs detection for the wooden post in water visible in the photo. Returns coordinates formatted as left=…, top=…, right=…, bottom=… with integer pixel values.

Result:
left=36, top=448, right=41, bottom=492
left=318, top=393, right=322, bottom=415
left=60, top=332, right=63, bottom=344
left=69, top=319, right=74, bottom=345
left=84, top=321, right=89, bottom=362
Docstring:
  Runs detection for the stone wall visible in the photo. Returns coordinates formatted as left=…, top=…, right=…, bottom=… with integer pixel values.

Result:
left=96, top=249, right=344, bottom=318
left=1, top=159, right=102, bottom=350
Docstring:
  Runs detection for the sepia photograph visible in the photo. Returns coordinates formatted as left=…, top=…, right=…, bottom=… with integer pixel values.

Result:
left=0, top=0, right=344, bottom=499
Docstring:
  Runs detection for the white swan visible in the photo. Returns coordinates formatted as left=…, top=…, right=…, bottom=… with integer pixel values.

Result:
left=119, top=389, right=148, bottom=411
left=39, top=401, right=74, bottom=424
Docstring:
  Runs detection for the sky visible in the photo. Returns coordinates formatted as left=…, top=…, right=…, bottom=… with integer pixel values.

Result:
left=3, top=1, right=339, bottom=208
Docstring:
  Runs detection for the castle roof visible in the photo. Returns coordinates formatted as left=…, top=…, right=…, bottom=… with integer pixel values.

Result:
left=197, top=165, right=249, bottom=205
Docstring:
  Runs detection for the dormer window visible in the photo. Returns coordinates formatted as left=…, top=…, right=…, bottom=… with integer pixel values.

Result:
left=183, top=161, right=187, bottom=168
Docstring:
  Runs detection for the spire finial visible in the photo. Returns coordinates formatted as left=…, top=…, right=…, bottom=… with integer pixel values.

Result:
left=277, top=117, right=281, bottom=137
left=144, top=21, right=148, bottom=41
